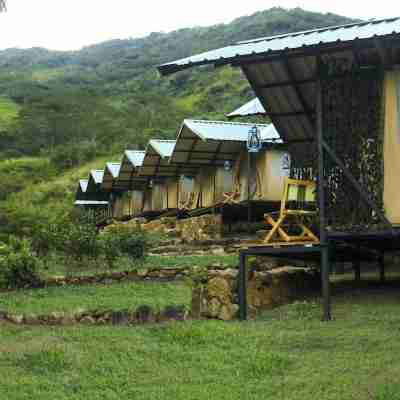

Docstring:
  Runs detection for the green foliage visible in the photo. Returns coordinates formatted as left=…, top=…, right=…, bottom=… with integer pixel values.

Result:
left=0, top=237, right=42, bottom=289
left=50, top=141, right=98, bottom=171
left=16, top=350, right=70, bottom=376
left=98, top=225, right=148, bottom=269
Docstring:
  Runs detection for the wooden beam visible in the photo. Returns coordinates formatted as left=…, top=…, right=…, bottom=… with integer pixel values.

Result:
left=256, top=77, right=315, bottom=89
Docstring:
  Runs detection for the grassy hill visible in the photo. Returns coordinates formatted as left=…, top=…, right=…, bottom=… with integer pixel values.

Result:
left=0, top=7, right=356, bottom=238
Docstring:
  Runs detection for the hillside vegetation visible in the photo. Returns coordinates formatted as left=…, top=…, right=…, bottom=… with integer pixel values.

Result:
left=0, top=7, right=356, bottom=238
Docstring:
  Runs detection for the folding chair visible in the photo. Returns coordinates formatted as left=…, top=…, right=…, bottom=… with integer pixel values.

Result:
left=178, top=192, right=196, bottom=211
left=223, top=188, right=241, bottom=204
left=264, top=178, right=319, bottom=244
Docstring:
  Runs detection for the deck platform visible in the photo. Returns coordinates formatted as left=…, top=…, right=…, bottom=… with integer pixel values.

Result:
left=238, top=228, right=400, bottom=320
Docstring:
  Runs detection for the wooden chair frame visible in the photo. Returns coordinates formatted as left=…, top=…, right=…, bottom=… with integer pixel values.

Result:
left=264, top=178, right=319, bottom=244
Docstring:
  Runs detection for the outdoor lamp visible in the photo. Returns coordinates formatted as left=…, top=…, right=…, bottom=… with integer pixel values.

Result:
left=149, top=179, right=153, bottom=188
left=224, top=160, right=232, bottom=171
left=247, top=125, right=262, bottom=153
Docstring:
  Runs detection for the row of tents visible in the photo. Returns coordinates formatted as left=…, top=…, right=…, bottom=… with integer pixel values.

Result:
left=75, top=99, right=291, bottom=222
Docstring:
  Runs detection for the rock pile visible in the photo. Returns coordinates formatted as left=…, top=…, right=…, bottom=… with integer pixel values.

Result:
left=175, top=214, right=223, bottom=242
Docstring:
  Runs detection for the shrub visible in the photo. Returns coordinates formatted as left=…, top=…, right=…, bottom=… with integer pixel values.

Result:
left=98, top=225, right=148, bottom=269
left=0, top=237, right=42, bottom=289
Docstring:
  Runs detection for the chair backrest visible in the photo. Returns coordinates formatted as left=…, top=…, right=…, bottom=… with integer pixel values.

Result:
left=280, top=178, right=316, bottom=214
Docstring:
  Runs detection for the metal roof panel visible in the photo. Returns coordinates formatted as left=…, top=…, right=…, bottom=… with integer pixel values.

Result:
left=158, top=17, right=400, bottom=75
left=227, top=98, right=266, bottom=118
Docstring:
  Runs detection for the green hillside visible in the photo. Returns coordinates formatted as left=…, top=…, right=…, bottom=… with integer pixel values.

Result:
left=0, top=7, right=356, bottom=238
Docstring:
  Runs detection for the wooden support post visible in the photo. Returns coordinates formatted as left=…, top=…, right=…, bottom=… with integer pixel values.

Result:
left=238, top=251, right=247, bottom=321
left=379, top=252, right=385, bottom=283
left=316, top=70, right=332, bottom=321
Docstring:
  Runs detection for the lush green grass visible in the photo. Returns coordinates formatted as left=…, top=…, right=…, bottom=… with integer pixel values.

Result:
left=1, top=285, right=400, bottom=399
left=145, top=254, right=237, bottom=269
left=0, top=281, right=190, bottom=315
left=39, top=254, right=238, bottom=279
left=0, top=96, right=19, bottom=128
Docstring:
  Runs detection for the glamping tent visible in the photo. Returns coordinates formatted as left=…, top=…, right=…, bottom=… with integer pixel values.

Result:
left=158, top=17, right=400, bottom=320
left=170, top=119, right=287, bottom=209
left=75, top=172, right=110, bottom=219
left=139, top=139, right=197, bottom=213
left=111, top=150, right=147, bottom=219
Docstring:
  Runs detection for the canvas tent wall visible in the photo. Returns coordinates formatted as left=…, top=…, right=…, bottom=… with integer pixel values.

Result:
left=384, top=70, right=400, bottom=225
left=170, top=119, right=284, bottom=208
left=111, top=150, right=147, bottom=218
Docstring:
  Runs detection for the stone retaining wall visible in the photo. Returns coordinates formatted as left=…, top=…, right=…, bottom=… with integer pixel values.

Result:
left=0, top=305, right=188, bottom=327
left=192, top=267, right=320, bottom=321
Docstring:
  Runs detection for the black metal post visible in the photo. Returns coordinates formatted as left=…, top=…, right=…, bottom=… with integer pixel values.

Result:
left=238, top=251, right=247, bottom=321
left=379, top=252, right=385, bottom=283
left=316, top=71, right=332, bottom=321
left=354, top=259, right=361, bottom=282
left=247, top=151, right=251, bottom=235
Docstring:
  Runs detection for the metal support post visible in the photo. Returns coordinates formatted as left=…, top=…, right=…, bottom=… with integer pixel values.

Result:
left=238, top=251, right=247, bottom=321
left=316, top=72, right=332, bottom=321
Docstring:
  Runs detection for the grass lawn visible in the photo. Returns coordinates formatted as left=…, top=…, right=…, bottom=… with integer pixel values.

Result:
left=1, top=283, right=400, bottom=399
left=40, top=254, right=238, bottom=278
left=0, top=281, right=191, bottom=315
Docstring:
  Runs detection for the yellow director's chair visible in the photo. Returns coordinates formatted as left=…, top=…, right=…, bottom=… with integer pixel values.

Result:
left=264, top=178, right=319, bottom=244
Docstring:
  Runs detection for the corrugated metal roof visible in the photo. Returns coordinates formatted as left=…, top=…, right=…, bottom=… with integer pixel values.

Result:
left=106, top=162, right=121, bottom=179
left=79, top=179, right=88, bottom=193
left=90, top=170, right=104, bottom=185
left=182, top=119, right=280, bottom=142
left=148, top=140, right=176, bottom=158
left=227, top=98, right=266, bottom=118
left=158, top=17, right=400, bottom=75
left=139, top=140, right=178, bottom=178
left=170, top=119, right=282, bottom=167
left=125, top=150, right=145, bottom=167
left=75, top=200, right=109, bottom=206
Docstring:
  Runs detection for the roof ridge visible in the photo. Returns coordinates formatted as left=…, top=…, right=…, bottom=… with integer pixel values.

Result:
left=237, top=17, right=400, bottom=45
left=150, top=139, right=176, bottom=143
left=125, top=149, right=146, bottom=153
left=185, top=118, right=271, bottom=127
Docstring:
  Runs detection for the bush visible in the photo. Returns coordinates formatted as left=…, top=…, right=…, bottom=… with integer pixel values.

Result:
left=0, top=237, right=42, bottom=289
left=98, top=225, right=148, bottom=269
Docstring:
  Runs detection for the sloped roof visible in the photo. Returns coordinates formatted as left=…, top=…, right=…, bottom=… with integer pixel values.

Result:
left=158, top=17, right=400, bottom=144
left=158, top=17, right=400, bottom=75
left=90, top=170, right=104, bottom=185
left=75, top=179, right=89, bottom=201
left=75, top=200, right=109, bottom=207
left=101, top=162, right=121, bottom=191
left=148, top=140, right=176, bottom=158
left=125, top=150, right=146, bottom=168
left=227, top=98, right=266, bottom=118
left=79, top=179, right=88, bottom=193
left=139, top=140, right=181, bottom=178
left=170, top=119, right=281, bottom=168
left=114, top=150, right=147, bottom=191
